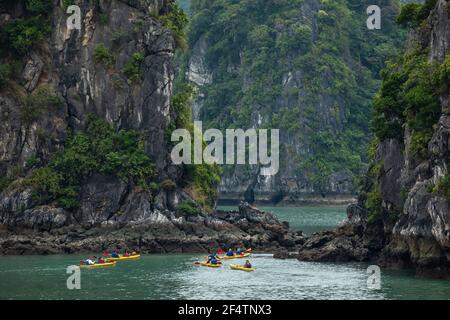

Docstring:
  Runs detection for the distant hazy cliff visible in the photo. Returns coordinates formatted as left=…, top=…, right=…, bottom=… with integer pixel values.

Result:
left=179, top=0, right=405, bottom=205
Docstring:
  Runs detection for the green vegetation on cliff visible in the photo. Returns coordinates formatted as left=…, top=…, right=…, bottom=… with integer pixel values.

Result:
left=170, top=84, right=221, bottom=210
left=371, top=49, right=441, bottom=158
left=363, top=0, right=449, bottom=222
left=181, top=0, right=405, bottom=191
left=159, top=0, right=189, bottom=49
left=0, top=0, right=51, bottom=57
left=24, top=116, right=156, bottom=210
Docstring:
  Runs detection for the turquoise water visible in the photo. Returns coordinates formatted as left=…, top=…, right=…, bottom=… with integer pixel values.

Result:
left=219, top=206, right=347, bottom=235
left=0, top=207, right=449, bottom=300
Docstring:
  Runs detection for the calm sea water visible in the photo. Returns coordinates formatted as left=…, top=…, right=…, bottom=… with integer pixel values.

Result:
left=0, top=207, right=449, bottom=300
left=219, top=206, right=347, bottom=235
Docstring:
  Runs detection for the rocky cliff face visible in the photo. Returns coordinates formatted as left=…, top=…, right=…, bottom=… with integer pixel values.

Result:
left=0, top=1, right=302, bottom=254
left=181, top=0, right=404, bottom=205
left=0, top=0, right=184, bottom=226
left=292, top=0, right=450, bottom=278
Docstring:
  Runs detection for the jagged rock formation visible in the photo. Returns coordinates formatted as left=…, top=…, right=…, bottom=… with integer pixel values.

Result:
left=181, top=0, right=405, bottom=205
left=0, top=202, right=304, bottom=254
left=291, top=0, right=450, bottom=278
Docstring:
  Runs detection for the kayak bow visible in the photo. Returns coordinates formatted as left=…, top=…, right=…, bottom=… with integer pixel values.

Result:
left=218, top=253, right=251, bottom=260
left=200, top=262, right=222, bottom=268
left=230, top=264, right=255, bottom=272
left=80, top=261, right=116, bottom=268
left=105, top=254, right=141, bottom=261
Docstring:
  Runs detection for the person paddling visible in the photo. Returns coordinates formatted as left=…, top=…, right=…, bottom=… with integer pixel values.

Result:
left=243, top=260, right=252, bottom=269
left=226, top=248, right=234, bottom=257
left=207, top=256, right=219, bottom=265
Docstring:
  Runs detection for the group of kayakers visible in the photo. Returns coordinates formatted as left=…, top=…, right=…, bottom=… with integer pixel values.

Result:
left=81, top=248, right=139, bottom=266
left=206, top=247, right=252, bottom=269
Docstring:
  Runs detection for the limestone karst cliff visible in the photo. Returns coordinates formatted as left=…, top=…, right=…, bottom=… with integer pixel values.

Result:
left=294, top=0, right=450, bottom=278
left=179, top=0, right=405, bottom=205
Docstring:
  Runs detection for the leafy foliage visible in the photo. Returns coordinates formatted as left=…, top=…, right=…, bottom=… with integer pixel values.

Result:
left=0, top=0, right=52, bottom=57
left=93, top=44, right=115, bottom=67
left=0, top=64, right=11, bottom=88
left=170, top=84, right=221, bottom=209
left=434, top=173, right=450, bottom=198
left=160, top=179, right=177, bottom=191
left=20, top=86, right=64, bottom=126
left=159, top=0, right=189, bottom=49
left=371, top=50, right=441, bottom=158
left=397, top=0, right=438, bottom=27
left=182, top=0, right=404, bottom=190
left=177, top=200, right=201, bottom=216
left=123, top=52, right=145, bottom=83
left=25, top=115, right=156, bottom=210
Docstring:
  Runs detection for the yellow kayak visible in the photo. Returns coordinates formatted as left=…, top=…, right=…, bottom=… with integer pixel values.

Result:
left=230, top=264, right=255, bottom=272
left=218, top=253, right=251, bottom=260
left=105, top=254, right=141, bottom=261
left=205, top=249, right=252, bottom=260
left=80, top=261, right=116, bottom=268
left=200, top=262, right=222, bottom=268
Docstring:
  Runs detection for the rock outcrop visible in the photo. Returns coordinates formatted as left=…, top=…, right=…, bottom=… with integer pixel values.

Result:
left=0, top=202, right=304, bottom=254
left=289, top=0, right=450, bottom=278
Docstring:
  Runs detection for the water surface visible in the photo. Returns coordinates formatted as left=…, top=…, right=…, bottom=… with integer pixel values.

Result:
left=0, top=206, right=449, bottom=300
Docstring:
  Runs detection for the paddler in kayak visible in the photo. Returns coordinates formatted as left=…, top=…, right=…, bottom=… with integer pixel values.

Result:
left=111, top=250, right=120, bottom=258
left=243, top=260, right=252, bottom=269
left=207, top=256, right=220, bottom=265
left=83, top=257, right=95, bottom=265
left=226, top=248, right=234, bottom=257
left=236, top=248, right=243, bottom=255
left=96, top=256, right=105, bottom=264
left=207, top=253, right=219, bottom=261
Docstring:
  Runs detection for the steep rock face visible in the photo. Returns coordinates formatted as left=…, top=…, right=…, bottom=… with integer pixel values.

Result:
left=293, top=0, right=450, bottom=278
left=0, top=0, right=183, bottom=226
left=54, top=0, right=175, bottom=174
left=181, top=0, right=404, bottom=205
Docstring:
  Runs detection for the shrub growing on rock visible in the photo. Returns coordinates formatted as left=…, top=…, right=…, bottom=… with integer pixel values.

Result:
left=93, top=44, right=115, bottom=67
left=161, top=179, right=177, bottom=191
left=177, top=200, right=201, bottom=216
left=123, top=52, right=144, bottom=83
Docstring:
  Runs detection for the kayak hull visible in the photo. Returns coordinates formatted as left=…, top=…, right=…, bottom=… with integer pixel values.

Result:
left=218, top=253, right=251, bottom=260
left=230, top=264, right=255, bottom=272
left=80, top=261, right=116, bottom=268
left=105, top=254, right=141, bottom=261
left=200, top=262, right=221, bottom=268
